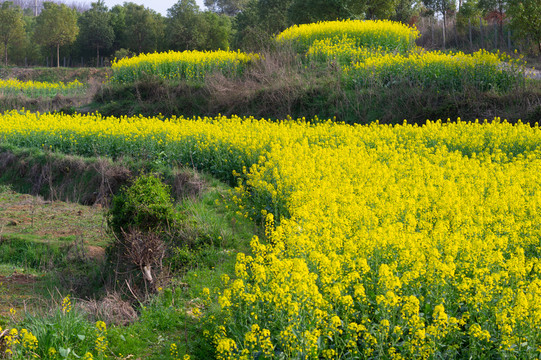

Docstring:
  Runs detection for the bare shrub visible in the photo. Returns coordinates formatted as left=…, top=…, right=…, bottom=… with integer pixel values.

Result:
left=172, top=168, right=206, bottom=200
left=122, top=229, right=166, bottom=282
left=88, top=158, right=132, bottom=206
left=108, top=228, right=167, bottom=299
left=78, top=292, right=138, bottom=326
left=204, top=48, right=312, bottom=117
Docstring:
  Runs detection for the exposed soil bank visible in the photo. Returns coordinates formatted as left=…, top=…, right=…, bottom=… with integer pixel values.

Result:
left=0, top=145, right=205, bottom=205
left=94, top=72, right=541, bottom=124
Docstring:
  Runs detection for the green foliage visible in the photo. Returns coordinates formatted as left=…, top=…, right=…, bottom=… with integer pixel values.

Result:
left=19, top=305, right=96, bottom=359
left=107, top=174, right=177, bottom=237
left=113, top=48, right=134, bottom=61
left=0, top=235, right=65, bottom=270
left=8, top=14, right=40, bottom=66
left=34, top=2, right=79, bottom=67
left=423, top=0, right=456, bottom=17
left=166, top=0, right=232, bottom=51
left=205, top=0, right=249, bottom=16
left=456, top=0, right=482, bottom=32
left=287, top=0, right=395, bottom=24
left=391, top=0, right=420, bottom=23
left=122, top=2, right=165, bottom=54
left=0, top=2, right=25, bottom=66
left=200, top=11, right=232, bottom=51
left=167, top=0, right=206, bottom=51
left=507, top=0, right=541, bottom=54
left=477, top=0, right=506, bottom=16
left=232, top=0, right=294, bottom=49
left=110, top=4, right=127, bottom=52
left=78, top=0, right=115, bottom=67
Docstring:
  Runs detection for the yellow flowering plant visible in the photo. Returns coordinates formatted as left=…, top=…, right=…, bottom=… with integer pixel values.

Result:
left=0, top=78, right=85, bottom=98
left=110, top=50, right=260, bottom=83
left=276, top=19, right=420, bottom=53
left=1, top=111, right=541, bottom=358
left=278, top=20, right=524, bottom=93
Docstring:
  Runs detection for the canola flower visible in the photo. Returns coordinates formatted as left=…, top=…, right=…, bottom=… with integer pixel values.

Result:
left=280, top=20, right=523, bottom=93
left=306, top=37, right=388, bottom=66
left=1, top=111, right=541, bottom=358
left=110, top=50, right=260, bottom=83
left=61, top=294, right=72, bottom=314
left=348, top=49, right=524, bottom=92
left=0, top=78, right=85, bottom=98
left=95, top=321, right=108, bottom=357
left=276, top=19, right=420, bottom=53
left=1, top=326, right=39, bottom=358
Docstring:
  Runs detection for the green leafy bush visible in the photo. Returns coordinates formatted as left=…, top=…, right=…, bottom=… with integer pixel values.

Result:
left=107, top=174, right=178, bottom=237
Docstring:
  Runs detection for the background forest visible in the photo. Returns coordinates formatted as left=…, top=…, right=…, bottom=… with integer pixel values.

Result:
left=0, top=0, right=539, bottom=68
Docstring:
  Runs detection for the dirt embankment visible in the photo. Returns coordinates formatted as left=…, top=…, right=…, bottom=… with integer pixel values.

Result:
left=0, top=67, right=111, bottom=83
left=0, top=146, right=206, bottom=206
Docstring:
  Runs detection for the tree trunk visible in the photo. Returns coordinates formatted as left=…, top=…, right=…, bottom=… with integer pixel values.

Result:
left=96, top=45, right=100, bottom=67
left=4, top=41, right=7, bottom=66
left=443, top=11, right=447, bottom=49
left=469, top=19, right=473, bottom=50
left=57, top=43, right=60, bottom=68
left=498, top=3, right=504, bottom=47
left=480, top=17, right=485, bottom=49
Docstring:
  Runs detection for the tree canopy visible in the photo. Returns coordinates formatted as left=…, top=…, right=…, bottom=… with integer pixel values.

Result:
left=78, top=0, right=114, bottom=66
left=167, top=0, right=231, bottom=51
left=204, top=0, right=248, bottom=16
left=423, top=0, right=456, bottom=47
left=34, top=2, right=79, bottom=67
left=508, top=0, right=541, bottom=53
left=0, top=1, right=25, bottom=65
left=123, top=2, right=164, bottom=54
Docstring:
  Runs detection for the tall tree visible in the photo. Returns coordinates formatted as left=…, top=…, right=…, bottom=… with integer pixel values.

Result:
left=391, top=0, right=420, bottom=23
left=205, top=0, right=248, bottom=16
left=287, top=0, right=366, bottom=24
left=201, top=11, right=231, bottom=50
left=78, top=0, right=114, bottom=67
left=123, top=2, right=164, bottom=54
left=257, top=0, right=292, bottom=34
left=167, top=0, right=232, bottom=51
left=110, top=4, right=127, bottom=52
left=34, top=2, right=79, bottom=67
left=507, top=0, right=541, bottom=53
left=478, top=0, right=507, bottom=45
left=423, top=0, right=455, bottom=48
left=366, top=0, right=399, bottom=19
left=167, top=0, right=204, bottom=50
left=0, top=2, right=25, bottom=65
left=456, top=0, right=481, bottom=31
left=232, top=0, right=293, bottom=49
left=232, top=0, right=264, bottom=49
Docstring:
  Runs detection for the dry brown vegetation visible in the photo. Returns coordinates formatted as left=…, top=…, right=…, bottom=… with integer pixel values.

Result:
left=94, top=49, right=541, bottom=124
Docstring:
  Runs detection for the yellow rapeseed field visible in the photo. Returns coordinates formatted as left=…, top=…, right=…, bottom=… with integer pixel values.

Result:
left=1, top=111, right=540, bottom=358
left=280, top=20, right=524, bottom=92
left=110, top=50, right=260, bottom=83
left=0, top=79, right=85, bottom=97
left=276, top=19, right=419, bottom=53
